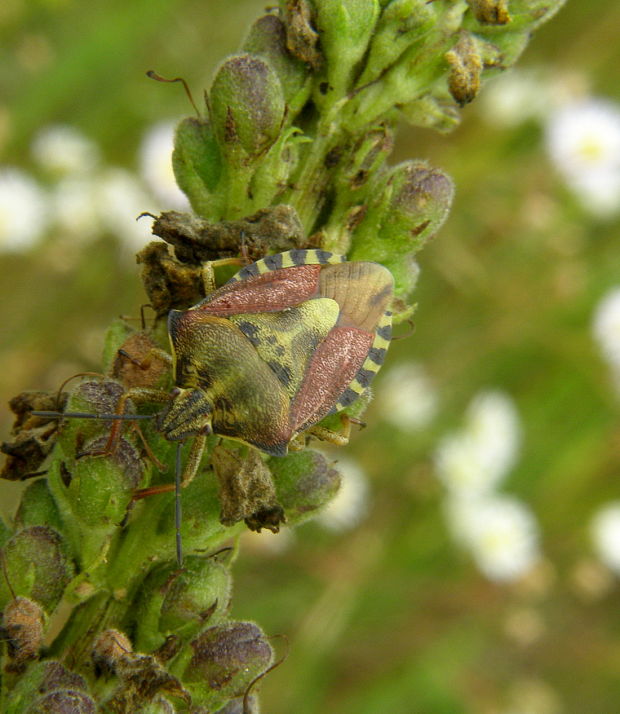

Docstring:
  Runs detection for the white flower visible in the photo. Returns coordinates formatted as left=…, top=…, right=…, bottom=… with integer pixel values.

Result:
left=480, top=69, right=550, bottom=128
left=377, top=362, right=438, bottom=430
left=0, top=167, right=49, bottom=252
left=51, top=175, right=101, bottom=242
left=590, top=501, right=620, bottom=574
left=592, top=287, right=620, bottom=373
left=31, top=124, right=100, bottom=176
left=446, top=495, right=540, bottom=582
left=435, top=391, right=520, bottom=496
left=139, top=120, right=189, bottom=209
left=316, top=458, right=369, bottom=532
left=545, top=98, right=620, bottom=216
left=95, top=168, right=155, bottom=251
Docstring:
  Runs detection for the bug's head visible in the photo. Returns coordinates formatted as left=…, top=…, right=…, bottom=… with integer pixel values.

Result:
left=157, top=387, right=213, bottom=442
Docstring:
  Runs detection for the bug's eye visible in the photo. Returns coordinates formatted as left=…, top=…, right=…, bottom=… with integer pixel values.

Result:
left=170, top=387, right=182, bottom=397
left=200, top=423, right=212, bottom=436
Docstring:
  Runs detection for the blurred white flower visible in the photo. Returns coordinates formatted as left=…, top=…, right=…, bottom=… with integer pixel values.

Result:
left=51, top=175, right=100, bottom=242
left=480, top=69, right=550, bottom=128
left=590, top=501, right=620, bottom=574
left=139, top=120, right=189, bottom=209
left=95, top=168, right=155, bottom=251
left=316, top=458, right=369, bottom=532
left=377, top=362, right=438, bottom=430
left=31, top=124, right=100, bottom=176
left=435, top=391, right=520, bottom=496
left=592, top=287, right=620, bottom=382
left=545, top=98, right=620, bottom=216
left=446, top=495, right=541, bottom=582
left=0, top=167, right=49, bottom=252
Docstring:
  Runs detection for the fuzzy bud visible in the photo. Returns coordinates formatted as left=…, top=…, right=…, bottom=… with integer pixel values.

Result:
left=172, top=117, right=223, bottom=218
left=182, top=621, right=273, bottom=707
left=14, top=478, right=62, bottom=531
left=91, top=628, right=133, bottom=675
left=24, top=690, right=97, bottom=714
left=6, top=660, right=89, bottom=709
left=0, top=526, right=73, bottom=613
left=243, top=15, right=310, bottom=113
left=269, top=450, right=341, bottom=524
left=209, top=54, right=285, bottom=159
left=358, top=0, right=436, bottom=86
left=312, top=0, right=380, bottom=103
left=349, top=160, right=453, bottom=299
left=1, top=596, right=44, bottom=669
left=133, top=556, right=232, bottom=653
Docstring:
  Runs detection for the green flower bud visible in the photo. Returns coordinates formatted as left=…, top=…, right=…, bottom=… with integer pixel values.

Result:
left=357, top=0, right=436, bottom=86
left=56, top=379, right=127, bottom=449
left=312, top=0, right=380, bottom=103
left=269, top=449, right=341, bottom=524
left=15, top=478, right=62, bottom=531
left=133, top=556, right=232, bottom=652
left=209, top=54, right=286, bottom=159
left=172, top=117, right=224, bottom=219
left=243, top=15, right=310, bottom=114
left=1, top=596, right=44, bottom=670
left=399, top=95, right=460, bottom=133
left=181, top=621, right=273, bottom=708
left=349, top=160, right=453, bottom=298
left=0, top=526, right=73, bottom=613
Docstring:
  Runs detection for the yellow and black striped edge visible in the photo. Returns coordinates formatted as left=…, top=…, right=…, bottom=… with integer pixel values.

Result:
left=226, top=249, right=346, bottom=283
left=330, top=309, right=393, bottom=413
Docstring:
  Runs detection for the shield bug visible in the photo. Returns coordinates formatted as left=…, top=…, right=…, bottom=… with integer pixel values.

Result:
left=34, top=248, right=394, bottom=560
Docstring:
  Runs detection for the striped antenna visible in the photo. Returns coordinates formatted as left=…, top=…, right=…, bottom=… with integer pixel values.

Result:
left=32, top=411, right=155, bottom=421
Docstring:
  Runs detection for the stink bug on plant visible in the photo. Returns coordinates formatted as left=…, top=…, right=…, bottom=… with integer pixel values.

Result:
left=34, top=249, right=393, bottom=561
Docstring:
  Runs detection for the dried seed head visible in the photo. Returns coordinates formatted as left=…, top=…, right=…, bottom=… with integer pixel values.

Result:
left=446, top=32, right=482, bottom=107
left=92, top=628, right=133, bottom=675
left=1, top=596, right=44, bottom=669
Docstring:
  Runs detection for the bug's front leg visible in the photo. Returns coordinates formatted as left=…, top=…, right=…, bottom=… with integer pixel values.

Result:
left=201, top=257, right=246, bottom=294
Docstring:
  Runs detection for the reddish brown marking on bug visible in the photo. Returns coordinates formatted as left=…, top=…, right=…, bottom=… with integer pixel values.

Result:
left=197, top=265, right=322, bottom=315
left=290, top=326, right=373, bottom=431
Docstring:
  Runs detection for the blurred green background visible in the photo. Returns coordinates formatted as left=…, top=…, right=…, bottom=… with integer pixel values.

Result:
left=3, top=1, right=620, bottom=712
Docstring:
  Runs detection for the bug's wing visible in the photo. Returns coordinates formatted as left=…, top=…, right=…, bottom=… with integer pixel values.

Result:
left=289, top=326, right=374, bottom=432
left=194, top=250, right=346, bottom=316
left=289, top=262, right=395, bottom=432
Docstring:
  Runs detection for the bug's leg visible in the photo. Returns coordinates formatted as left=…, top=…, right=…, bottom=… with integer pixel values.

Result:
left=305, top=414, right=352, bottom=447
left=180, top=433, right=207, bottom=487
left=117, top=347, right=173, bottom=370
left=84, top=387, right=171, bottom=459
left=201, top=257, right=246, bottom=294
